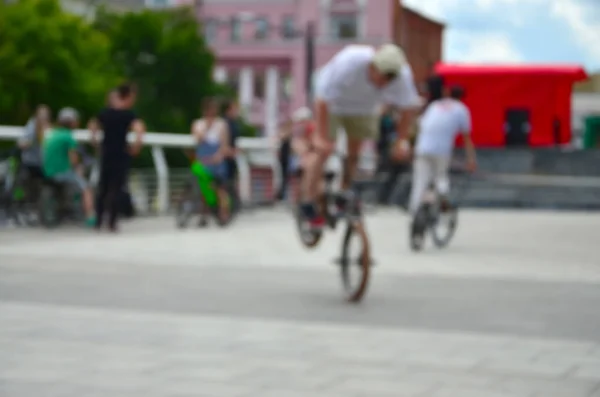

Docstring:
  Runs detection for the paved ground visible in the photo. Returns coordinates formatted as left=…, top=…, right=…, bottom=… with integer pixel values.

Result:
left=1, top=208, right=600, bottom=396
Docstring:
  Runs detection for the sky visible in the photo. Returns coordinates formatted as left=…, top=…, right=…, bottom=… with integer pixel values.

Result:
left=403, top=0, right=600, bottom=72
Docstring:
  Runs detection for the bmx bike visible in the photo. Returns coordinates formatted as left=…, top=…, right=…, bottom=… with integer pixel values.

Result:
left=37, top=147, right=96, bottom=229
left=176, top=158, right=239, bottom=228
left=0, top=149, right=40, bottom=227
left=410, top=165, right=470, bottom=251
left=293, top=156, right=372, bottom=303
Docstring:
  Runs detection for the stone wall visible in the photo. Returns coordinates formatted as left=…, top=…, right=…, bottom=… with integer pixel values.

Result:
left=453, top=149, right=600, bottom=209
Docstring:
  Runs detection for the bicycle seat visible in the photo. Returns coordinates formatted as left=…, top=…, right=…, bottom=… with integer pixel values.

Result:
left=323, top=171, right=336, bottom=182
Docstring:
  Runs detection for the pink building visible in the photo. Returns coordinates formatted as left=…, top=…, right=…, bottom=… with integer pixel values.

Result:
left=199, top=0, right=397, bottom=135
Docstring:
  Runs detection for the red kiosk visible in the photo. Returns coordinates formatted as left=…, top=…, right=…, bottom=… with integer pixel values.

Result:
left=434, top=64, right=587, bottom=147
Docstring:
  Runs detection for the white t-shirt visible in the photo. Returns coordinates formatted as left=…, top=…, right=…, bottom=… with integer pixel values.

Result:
left=415, top=98, right=471, bottom=156
left=191, top=118, right=227, bottom=144
left=314, top=45, right=420, bottom=115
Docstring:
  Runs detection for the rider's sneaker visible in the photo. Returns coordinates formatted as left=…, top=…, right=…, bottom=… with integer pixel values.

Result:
left=84, top=216, right=96, bottom=228
left=308, top=215, right=326, bottom=231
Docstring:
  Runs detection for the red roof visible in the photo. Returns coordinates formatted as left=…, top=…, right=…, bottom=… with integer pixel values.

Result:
left=435, top=63, right=588, bottom=81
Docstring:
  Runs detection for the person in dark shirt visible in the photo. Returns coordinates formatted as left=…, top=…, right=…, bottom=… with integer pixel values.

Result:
left=222, top=100, right=240, bottom=181
left=92, top=83, right=145, bottom=231
left=425, top=62, right=444, bottom=107
left=222, top=100, right=242, bottom=211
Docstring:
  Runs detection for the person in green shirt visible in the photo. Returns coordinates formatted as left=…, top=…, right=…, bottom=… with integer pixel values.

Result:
left=42, top=108, right=95, bottom=226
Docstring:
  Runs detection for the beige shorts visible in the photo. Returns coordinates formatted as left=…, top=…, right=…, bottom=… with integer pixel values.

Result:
left=327, top=114, right=377, bottom=141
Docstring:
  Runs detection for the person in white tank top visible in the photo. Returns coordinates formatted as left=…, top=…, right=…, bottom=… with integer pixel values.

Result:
left=408, top=86, right=477, bottom=216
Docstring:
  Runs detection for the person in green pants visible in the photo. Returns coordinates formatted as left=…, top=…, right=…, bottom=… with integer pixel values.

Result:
left=190, top=98, right=231, bottom=223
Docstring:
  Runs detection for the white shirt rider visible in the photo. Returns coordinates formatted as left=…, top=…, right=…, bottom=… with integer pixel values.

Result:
left=416, top=98, right=472, bottom=157
left=315, top=45, right=421, bottom=115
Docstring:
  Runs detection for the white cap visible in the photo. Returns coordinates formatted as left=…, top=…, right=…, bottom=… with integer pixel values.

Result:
left=372, top=44, right=407, bottom=75
left=57, top=107, right=79, bottom=123
left=292, top=106, right=312, bottom=122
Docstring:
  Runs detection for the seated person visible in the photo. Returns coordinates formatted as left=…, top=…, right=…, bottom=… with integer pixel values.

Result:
left=191, top=98, right=231, bottom=221
left=288, top=106, right=328, bottom=202
left=19, top=104, right=50, bottom=180
left=18, top=105, right=51, bottom=201
left=42, top=108, right=95, bottom=226
left=289, top=106, right=317, bottom=169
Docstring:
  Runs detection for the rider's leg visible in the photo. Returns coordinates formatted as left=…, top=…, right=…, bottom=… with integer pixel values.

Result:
left=216, top=185, right=230, bottom=219
left=293, top=139, right=311, bottom=201
left=299, top=133, right=331, bottom=225
left=408, top=155, right=434, bottom=216
left=339, top=115, right=377, bottom=193
left=343, top=138, right=362, bottom=191
left=300, top=150, right=327, bottom=224
left=432, top=155, right=451, bottom=210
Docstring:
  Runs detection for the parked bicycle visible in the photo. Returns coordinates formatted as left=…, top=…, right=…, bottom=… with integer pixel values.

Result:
left=0, top=148, right=39, bottom=227
left=176, top=152, right=240, bottom=228
left=293, top=154, right=372, bottom=303
left=38, top=146, right=97, bottom=229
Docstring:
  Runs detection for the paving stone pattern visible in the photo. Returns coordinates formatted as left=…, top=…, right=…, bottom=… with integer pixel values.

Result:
left=2, top=209, right=600, bottom=396
left=0, top=302, right=599, bottom=397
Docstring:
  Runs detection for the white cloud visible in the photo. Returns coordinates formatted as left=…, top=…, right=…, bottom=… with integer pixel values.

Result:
left=550, top=0, right=600, bottom=65
left=403, top=0, right=599, bottom=68
left=446, top=31, right=523, bottom=63
left=402, top=0, right=456, bottom=21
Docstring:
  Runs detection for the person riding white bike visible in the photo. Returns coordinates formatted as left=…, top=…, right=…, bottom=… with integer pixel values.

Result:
left=408, top=85, right=477, bottom=219
left=300, top=44, right=421, bottom=229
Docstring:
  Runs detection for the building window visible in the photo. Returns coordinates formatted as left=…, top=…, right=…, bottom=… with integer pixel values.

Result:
left=254, top=17, right=269, bottom=40
left=230, top=17, right=241, bottom=42
left=282, top=15, right=296, bottom=39
left=204, top=19, right=218, bottom=43
left=330, top=13, right=358, bottom=39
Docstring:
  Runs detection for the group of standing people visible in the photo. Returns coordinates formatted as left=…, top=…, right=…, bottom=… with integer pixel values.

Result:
left=17, top=83, right=145, bottom=231
left=16, top=86, right=243, bottom=231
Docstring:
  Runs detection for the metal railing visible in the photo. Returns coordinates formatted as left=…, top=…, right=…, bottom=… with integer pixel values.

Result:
left=0, top=126, right=283, bottom=214
left=3, top=125, right=600, bottom=215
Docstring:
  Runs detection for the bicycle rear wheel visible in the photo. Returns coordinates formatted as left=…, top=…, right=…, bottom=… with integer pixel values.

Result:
left=294, top=203, right=323, bottom=248
left=430, top=203, right=458, bottom=248
left=340, top=221, right=371, bottom=302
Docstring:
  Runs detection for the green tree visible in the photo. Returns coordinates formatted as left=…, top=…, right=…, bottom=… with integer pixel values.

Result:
left=94, top=6, right=230, bottom=166
left=93, top=6, right=221, bottom=134
left=0, top=0, right=118, bottom=125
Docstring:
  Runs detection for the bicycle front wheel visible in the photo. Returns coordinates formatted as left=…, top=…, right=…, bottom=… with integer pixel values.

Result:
left=175, top=181, right=197, bottom=229
left=340, top=221, right=371, bottom=303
